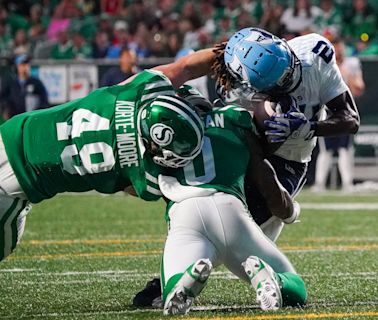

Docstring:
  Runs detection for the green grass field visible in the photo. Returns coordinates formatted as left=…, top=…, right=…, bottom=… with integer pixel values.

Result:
left=0, top=191, right=377, bottom=320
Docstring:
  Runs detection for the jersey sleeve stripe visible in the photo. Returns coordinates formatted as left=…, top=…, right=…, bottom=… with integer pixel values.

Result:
left=144, top=80, right=172, bottom=90
left=140, top=90, right=175, bottom=103
left=219, top=105, right=237, bottom=111
left=145, top=172, right=158, bottom=184
left=146, top=185, right=162, bottom=196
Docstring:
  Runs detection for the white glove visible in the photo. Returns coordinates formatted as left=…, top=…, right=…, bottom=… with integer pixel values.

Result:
left=283, top=201, right=301, bottom=224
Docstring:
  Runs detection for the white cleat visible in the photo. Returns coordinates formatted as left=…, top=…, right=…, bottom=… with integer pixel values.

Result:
left=242, top=256, right=282, bottom=311
left=163, top=258, right=212, bottom=315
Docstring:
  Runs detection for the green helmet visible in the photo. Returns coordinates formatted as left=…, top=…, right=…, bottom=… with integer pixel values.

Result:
left=137, top=95, right=204, bottom=168
left=176, top=85, right=212, bottom=116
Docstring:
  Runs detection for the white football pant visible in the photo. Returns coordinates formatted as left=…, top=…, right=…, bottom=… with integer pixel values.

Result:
left=162, top=193, right=296, bottom=286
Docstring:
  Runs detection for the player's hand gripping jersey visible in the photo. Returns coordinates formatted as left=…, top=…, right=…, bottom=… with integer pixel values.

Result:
left=0, top=70, right=174, bottom=203
left=160, top=104, right=256, bottom=207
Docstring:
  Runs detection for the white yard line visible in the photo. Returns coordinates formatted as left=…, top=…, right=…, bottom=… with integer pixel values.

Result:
left=301, top=203, right=378, bottom=210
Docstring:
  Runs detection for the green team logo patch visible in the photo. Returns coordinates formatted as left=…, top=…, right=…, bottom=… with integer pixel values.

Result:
left=150, top=124, right=174, bottom=146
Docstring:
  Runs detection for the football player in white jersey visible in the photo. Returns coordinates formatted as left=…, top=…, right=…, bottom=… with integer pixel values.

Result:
left=213, top=27, right=360, bottom=240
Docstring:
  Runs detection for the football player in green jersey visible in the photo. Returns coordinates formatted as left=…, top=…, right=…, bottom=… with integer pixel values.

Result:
left=156, top=103, right=307, bottom=315
left=0, top=47, right=219, bottom=262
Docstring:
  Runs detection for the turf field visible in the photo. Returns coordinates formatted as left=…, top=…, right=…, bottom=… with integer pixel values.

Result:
left=0, top=191, right=377, bottom=320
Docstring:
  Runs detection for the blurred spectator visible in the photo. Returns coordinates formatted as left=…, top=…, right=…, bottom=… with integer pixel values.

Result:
left=1, top=54, right=49, bottom=119
left=166, top=33, right=182, bottom=57
left=53, top=0, right=82, bottom=19
left=128, top=23, right=151, bottom=58
left=343, top=0, right=377, bottom=45
left=199, top=2, right=216, bottom=35
left=98, top=15, right=113, bottom=40
left=0, top=21, right=12, bottom=57
left=259, top=0, right=285, bottom=37
left=47, top=0, right=82, bottom=41
left=280, top=0, right=322, bottom=36
left=313, top=38, right=365, bottom=193
left=127, top=0, right=155, bottom=34
left=221, top=0, right=242, bottom=31
left=101, top=0, right=123, bottom=16
left=27, top=3, right=49, bottom=42
left=71, top=32, right=92, bottom=59
left=10, top=29, right=31, bottom=56
left=155, top=0, right=176, bottom=18
left=149, top=32, right=169, bottom=57
left=314, top=0, right=342, bottom=36
left=50, top=30, right=74, bottom=59
left=241, top=0, right=263, bottom=21
left=106, top=20, right=130, bottom=59
left=79, top=0, right=100, bottom=16
left=180, top=18, right=199, bottom=50
left=92, top=30, right=110, bottom=58
left=355, top=37, right=378, bottom=56
left=236, top=10, right=256, bottom=30
left=99, top=47, right=137, bottom=87
left=213, top=15, right=235, bottom=43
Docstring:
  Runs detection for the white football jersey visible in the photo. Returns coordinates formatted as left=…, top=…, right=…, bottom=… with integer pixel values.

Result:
left=273, top=33, right=348, bottom=163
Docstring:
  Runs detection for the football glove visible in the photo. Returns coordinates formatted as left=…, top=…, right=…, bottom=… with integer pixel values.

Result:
left=283, top=201, right=301, bottom=224
left=264, top=108, right=316, bottom=143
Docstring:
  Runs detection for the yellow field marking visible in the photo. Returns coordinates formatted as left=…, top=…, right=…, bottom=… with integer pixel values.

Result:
left=186, top=311, right=378, bottom=320
left=280, top=244, right=378, bottom=251
left=10, top=250, right=162, bottom=260
left=10, top=242, right=378, bottom=261
left=22, top=237, right=378, bottom=251
left=22, top=239, right=378, bottom=251
left=24, top=239, right=164, bottom=245
left=304, top=236, right=378, bottom=242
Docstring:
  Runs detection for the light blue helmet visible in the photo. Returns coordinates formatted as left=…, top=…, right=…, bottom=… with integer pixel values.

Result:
left=224, top=28, right=301, bottom=95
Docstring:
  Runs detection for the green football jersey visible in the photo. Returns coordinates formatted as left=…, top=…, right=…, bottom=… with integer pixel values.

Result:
left=0, top=70, right=174, bottom=203
left=167, top=104, right=256, bottom=206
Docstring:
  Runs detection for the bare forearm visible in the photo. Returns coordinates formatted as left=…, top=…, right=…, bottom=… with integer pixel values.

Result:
left=245, top=132, right=294, bottom=219
left=153, top=48, right=216, bottom=88
left=314, top=113, right=359, bottom=136
left=314, top=90, right=360, bottom=136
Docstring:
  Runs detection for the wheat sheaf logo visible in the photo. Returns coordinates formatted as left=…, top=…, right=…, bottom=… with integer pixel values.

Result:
left=150, top=123, right=174, bottom=146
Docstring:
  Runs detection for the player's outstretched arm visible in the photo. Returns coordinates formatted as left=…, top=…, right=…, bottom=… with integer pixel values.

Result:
left=153, top=48, right=216, bottom=88
left=245, top=131, right=295, bottom=221
left=315, top=90, right=360, bottom=137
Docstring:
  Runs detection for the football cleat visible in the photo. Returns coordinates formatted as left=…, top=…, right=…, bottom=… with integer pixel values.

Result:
left=132, top=277, right=163, bottom=308
left=242, top=256, right=282, bottom=311
left=163, top=258, right=212, bottom=315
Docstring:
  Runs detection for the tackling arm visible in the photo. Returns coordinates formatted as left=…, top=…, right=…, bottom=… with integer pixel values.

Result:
left=245, top=131, right=295, bottom=220
left=153, top=48, right=216, bottom=88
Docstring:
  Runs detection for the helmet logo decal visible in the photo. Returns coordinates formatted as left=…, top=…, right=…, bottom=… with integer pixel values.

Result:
left=150, top=123, right=174, bottom=146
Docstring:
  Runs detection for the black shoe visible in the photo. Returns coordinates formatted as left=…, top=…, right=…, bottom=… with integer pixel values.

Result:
left=132, top=277, right=163, bottom=308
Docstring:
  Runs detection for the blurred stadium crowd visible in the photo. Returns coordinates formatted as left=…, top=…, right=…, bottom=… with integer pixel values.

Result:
left=0, top=0, right=377, bottom=61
